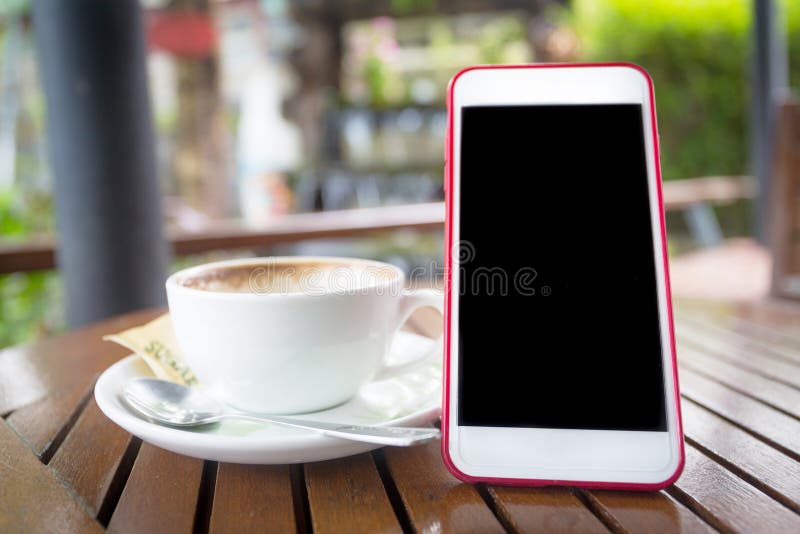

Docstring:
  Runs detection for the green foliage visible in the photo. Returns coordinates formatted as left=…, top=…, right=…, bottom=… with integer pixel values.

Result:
left=390, top=0, right=436, bottom=16
left=477, top=18, right=526, bottom=64
left=0, top=271, right=61, bottom=347
left=566, top=0, right=800, bottom=180
left=0, top=187, right=62, bottom=348
left=0, top=0, right=30, bottom=19
left=0, top=187, right=53, bottom=236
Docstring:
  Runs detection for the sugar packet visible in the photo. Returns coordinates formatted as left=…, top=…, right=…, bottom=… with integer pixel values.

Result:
left=103, top=314, right=198, bottom=386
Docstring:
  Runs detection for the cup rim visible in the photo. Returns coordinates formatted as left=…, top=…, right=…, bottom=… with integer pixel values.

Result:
left=165, top=256, right=405, bottom=300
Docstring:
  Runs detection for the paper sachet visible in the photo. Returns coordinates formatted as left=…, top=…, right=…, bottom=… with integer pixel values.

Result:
left=103, top=314, right=198, bottom=386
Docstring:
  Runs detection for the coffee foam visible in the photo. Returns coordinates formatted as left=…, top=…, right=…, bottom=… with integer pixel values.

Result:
left=176, top=260, right=398, bottom=295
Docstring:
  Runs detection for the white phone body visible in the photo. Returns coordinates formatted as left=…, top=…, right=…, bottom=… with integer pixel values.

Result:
left=442, top=63, right=684, bottom=489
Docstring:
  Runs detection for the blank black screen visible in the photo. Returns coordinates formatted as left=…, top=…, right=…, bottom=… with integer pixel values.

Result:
left=457, top=104, right=667, bottom=431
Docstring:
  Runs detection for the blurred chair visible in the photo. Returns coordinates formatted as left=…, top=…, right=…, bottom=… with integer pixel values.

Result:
left=662, top=175, right=757, bottom=248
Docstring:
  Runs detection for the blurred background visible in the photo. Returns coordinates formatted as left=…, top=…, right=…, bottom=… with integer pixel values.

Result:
left=0, top=0, right=798, bottom=348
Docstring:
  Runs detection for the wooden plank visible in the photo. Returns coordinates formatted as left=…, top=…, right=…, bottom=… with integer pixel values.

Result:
left=210, top=463, right=296, bottom=534
left=0, top=308, right=161, bottom=415
left=728, top=303, right=800, bottom=329
left=704, top=298, right=800, bottom=333
left=0, top=419, right=102, bottom=533
left=679, top=368, right=800, bottom=459
left=584, top=490, right=714, bottom=533
left=677, top=321, right=800, bottom=388
left=0, top=236, right=55, bottom=273
left=678, top=343, right=800, bottom=418
left=304, top=453, right=401, bottom=534
left=5, top=377, right=94, bottom=458
left=729, top=298, right=800, bottom=328
left=170, top=202, right=444, bottom=256
left=0, top=175, right=756, bottom=274
left=107, top=443, right=203, bottom=534
left=671, top=445, right=800, bottom=532
left=724, top=317, right=800, bottom=364
left=487, top=486, right=608, bottom=533
left=0, top=203, right=445, bottom=274
left=679, top=312, right=800, bottom=366
left=0, top=177, right=758, bottom=275
left=48, top=398, right=135, bottom=517
left=382, top=441, right=504, bottom=533
left=682, top=398, right=800, bottom=512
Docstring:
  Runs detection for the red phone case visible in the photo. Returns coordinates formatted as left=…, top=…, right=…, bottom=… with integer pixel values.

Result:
left=441, top=62, right=685, bottom=490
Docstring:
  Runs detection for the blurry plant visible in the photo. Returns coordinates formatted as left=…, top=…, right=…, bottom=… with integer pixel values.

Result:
left=477, top=17, right=526, bottom=64
left=428, top=18, right=455, bottom=66
left=345, top=17, right=408, bottom=108
left=0, top=187, right=62, bottom=348
left=0, top=0, right=30, bottom=18
left=0, top=270, right=61, bottom=347
left=564, top=0, right=800, bottom=181
left=390, top=0, right=436, bottom=16
left=0, top=187, right=52, bottom=235
left=343, top=13, right=534, bottom=107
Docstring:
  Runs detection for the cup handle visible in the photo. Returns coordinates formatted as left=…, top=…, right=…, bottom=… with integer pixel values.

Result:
left=374, top=288, right=444, bottom=381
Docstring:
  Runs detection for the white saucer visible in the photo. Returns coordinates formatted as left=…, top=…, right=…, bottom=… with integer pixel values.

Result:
left=95, top=331, right=441, bottom=464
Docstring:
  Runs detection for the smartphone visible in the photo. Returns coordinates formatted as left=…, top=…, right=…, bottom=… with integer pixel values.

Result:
left=442, top=63, right=684, bottom=489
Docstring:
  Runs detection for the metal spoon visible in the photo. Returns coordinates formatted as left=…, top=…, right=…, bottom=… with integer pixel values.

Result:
left=122, top=377, right=440, bottom=447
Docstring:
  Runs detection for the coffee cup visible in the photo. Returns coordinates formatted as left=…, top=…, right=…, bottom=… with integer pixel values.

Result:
left=166, top=256, right=443, bottom=414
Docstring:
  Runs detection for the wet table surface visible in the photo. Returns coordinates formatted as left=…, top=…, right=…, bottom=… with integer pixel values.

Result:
left=1, top=301, right=800, bottom=533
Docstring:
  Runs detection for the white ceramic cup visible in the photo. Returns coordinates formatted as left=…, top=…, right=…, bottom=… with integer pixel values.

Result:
left=166, top=256, right=443, bottom=414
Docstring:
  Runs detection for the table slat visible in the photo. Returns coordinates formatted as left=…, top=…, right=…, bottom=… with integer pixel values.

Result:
left=680, top=312, right=800, bottom=366
left=681, top=398, right=800, bottom=512
left=0, top=309, right=161, bottom=415
left=730, top=299, right=800, bottom=328
left=108, top=443, right=203, bottom=534
left=677, top=323, right=800, bottom=389
left=209, top=463, right=296, bottom=534
left=304, top=453, right=401, bottom=534
left=727, top=316, right=800, bottom=362
left=383, top=441, right=504, bottom=533
left=5, top=378, right=93, bottom=458
left=585, top=491, right=714, bottom=533
left=679, top=344, right=800, bottom=418
left=671, top=446, right=800, bottom=532
left=487, top=486, right=608, bottom=533
left=0, top=419, right=102, bottom=533
left=679, top=368, right=800, bottom=459
left=48, top=398, right=135, bottom=517
left=731, top=297, right=800, bottom=321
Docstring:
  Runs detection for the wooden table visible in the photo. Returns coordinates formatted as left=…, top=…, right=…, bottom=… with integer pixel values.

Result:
left=1, top=301, right=799, bottom=533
